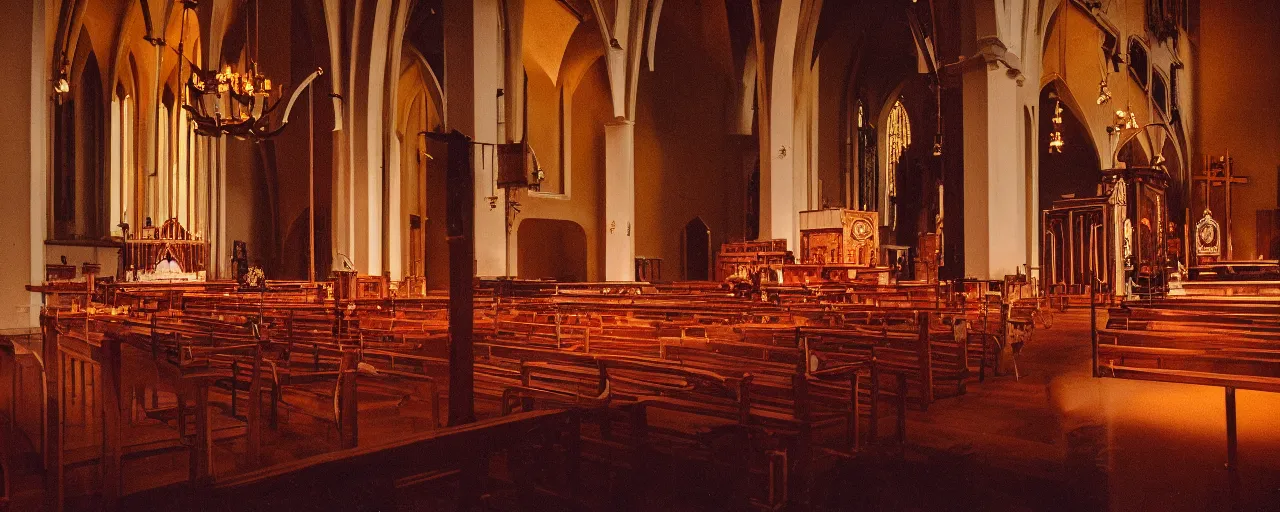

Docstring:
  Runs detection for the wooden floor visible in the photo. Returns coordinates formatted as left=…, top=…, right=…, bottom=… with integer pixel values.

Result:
left=848, top=308, right=1280, bottom=512
left=11, top=308, right=1280, bottom=511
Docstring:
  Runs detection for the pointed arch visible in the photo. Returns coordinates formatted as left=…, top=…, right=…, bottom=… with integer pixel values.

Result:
left=884, top=99, right=912, bottom=221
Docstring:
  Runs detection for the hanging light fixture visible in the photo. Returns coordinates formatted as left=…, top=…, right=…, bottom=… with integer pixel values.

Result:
left=1122, top=104, right=1140, bottom=130
left=179, top=0, right=321, bottom=140
left=1096, top=78, right=1112, bottom=105
left=1048, top=100, right=1065, bottom=153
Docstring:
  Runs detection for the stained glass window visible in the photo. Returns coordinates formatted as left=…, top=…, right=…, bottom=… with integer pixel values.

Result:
left=885, top=100, right=911, bottom=218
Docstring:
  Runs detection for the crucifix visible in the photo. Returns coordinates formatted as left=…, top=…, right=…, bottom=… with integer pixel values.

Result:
left=1193, top=154, right=1248, bottom=259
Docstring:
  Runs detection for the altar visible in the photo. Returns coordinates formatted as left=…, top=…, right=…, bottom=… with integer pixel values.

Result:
left=122, top=218, right=209, bottom=282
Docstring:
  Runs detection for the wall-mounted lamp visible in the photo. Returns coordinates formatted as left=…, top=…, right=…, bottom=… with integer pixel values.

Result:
left=53, top=61, right=70, bottom=101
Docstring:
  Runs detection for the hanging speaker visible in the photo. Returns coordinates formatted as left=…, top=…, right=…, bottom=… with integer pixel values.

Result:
left=497, top=142, right=540, bottom=189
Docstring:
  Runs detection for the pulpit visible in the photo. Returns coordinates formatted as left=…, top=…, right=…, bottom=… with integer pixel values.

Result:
left=1101, top=166, right=1171, bottom=296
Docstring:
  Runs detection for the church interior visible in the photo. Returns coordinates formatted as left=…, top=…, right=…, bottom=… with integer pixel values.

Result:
left=3, top=0, right=1280, bottom=510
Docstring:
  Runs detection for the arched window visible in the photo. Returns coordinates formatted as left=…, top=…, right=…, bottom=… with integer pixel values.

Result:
left=109, top=90, right=122, bottom=235
left=1127, top=38, right=1149, bottom=90
left=53, top=49, right=105, bottom=240
left=856, top=101, right=877, bottom=211
left=885, top=100, right=911, bottom=217
left=121, top=94, right=134, bottom=230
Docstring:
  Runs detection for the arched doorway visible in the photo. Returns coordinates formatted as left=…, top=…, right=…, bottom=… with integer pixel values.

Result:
left=517, top=219, right=588, bottom=282
left=683, top=217, right=711, bottom=281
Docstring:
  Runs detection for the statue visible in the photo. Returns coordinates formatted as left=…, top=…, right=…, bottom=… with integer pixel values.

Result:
left=232, top=241, right=250, bottom=286
left=1123, top=218, right=1134, bottom=270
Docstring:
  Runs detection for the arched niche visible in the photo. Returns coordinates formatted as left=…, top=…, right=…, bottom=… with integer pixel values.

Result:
left=517, top=219, right=589, bottom=282
left=1038, top=80, right=1102, bottom=214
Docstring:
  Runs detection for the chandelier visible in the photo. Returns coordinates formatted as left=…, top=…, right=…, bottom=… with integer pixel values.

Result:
left=178, top=0, right=320, bottom=140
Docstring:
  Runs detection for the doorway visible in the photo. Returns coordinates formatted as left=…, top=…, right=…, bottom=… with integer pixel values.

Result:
left=684, top=217, right=711, bottom=281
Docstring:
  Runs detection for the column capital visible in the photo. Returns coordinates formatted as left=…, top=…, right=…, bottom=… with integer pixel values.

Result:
left=977, top=36, right=1026, bottom=86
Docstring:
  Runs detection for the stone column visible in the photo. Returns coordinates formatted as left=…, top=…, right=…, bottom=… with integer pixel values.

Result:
left=445, top=0, right=508, bottom=277
left=765, top=0, right=803, bottom=252
left=963, top=44, right=1027, bottom=280
left=604, top=119, right=636, bottom=281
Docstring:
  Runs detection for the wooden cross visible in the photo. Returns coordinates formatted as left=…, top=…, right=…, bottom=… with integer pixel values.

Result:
left=1193, top=154, right=1248, bottom=259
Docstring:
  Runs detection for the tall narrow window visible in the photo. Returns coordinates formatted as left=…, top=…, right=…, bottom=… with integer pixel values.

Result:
left=122, top=95, right=133, bottom=228
left=174, top=105, right=190, bottom=228
left=857, top=102, right=877, bottom=211
left=1128, top=38, right=1149, bottom=90
left=53, top=100, right=76, bottom=228
left=1152, top=70, right=1169, bottom=116
left=110, top=95, right=122, bottom=235
left=885, top=100, right=911, bottom=223
left=150, top=104, right=169, bottom=223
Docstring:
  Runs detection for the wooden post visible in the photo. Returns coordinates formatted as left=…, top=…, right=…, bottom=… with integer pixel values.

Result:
left=270, top=381, right=280, bottom=430
left=979, top=305, right=989, bottom=382
left=790, top=358, right=812, bottom=505
left=1000, top=302, right=1011, bottom=375
left=192, top=378, right=213, bottom=483
left=628, top=403, right=649, bottom=505
left=41, top=315, right=63, bottom=512
left=247, top=345, right=264, bottom=465
left=896, top=373, right=908, bottom=446
left=868, top=352, right=880, bottom=443
left=554, top=310, right=563, bottom=349
left=307, top=82, right=316, bottom=282
left=565, top=412, right=582, bottom=499
left=1090, top=284, right=1099, bottom=378
left=957, top=320, right=969, bottom=393
left=338, top=350, right=359, bottom=448
left=230, top=359, right=239, bottom=418
left=150, top=317, right=158, bottom=361
left=100, top=335, right=123, bottom=510
left=916, top=311, right=933, bottom=409
left=848, top=372, right=860, bottom=453
left=441, top=130, right=476, bottom=426
left=1225, top=386, right=1237, bottom=471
